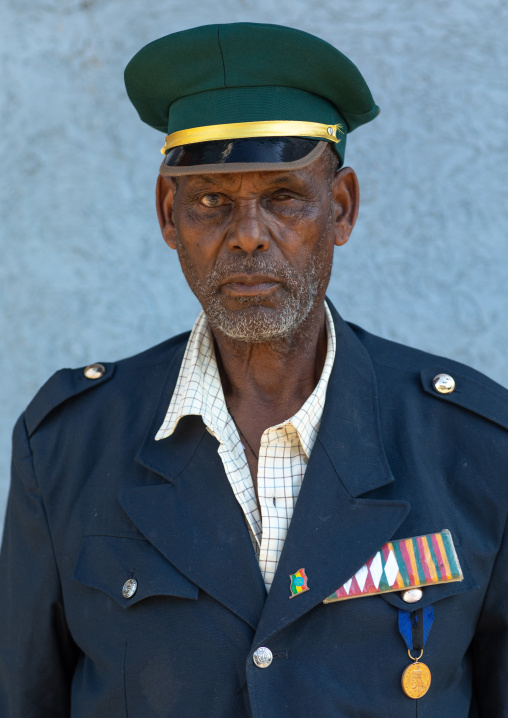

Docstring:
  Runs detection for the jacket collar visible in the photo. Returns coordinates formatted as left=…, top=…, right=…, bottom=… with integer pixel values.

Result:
left=318, top=301, right=395, bottom=497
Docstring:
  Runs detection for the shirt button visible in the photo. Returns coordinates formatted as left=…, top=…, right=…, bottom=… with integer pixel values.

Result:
left=401, top=588, right=423, bottom=603
left=84, top=363, right=106, bottom=380
left=252, top=647, right=273, bottom=668
left=122, top=578, right=138, bottom=598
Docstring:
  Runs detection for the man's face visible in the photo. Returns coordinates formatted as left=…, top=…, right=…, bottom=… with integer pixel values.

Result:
left=157, top=150, right=357, bottom=342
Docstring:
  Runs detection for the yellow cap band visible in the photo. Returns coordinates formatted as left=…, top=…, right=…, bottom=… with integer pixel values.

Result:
left=161, top=120, right=344, bottom=154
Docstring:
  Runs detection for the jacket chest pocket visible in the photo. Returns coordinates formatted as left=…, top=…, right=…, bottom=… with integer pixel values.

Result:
left=72, top=534, right=199, bottom=607
left=71, top=534, right=250, bottom=718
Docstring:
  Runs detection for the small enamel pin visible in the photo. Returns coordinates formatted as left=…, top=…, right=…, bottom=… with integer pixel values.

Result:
left=289, top=568, right=309, bottom=598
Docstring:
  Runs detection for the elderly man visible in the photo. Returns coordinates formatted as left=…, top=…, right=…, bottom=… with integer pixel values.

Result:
left=1, top=22, right=507, bottom=718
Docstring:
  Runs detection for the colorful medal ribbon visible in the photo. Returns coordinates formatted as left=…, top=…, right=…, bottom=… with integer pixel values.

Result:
left=398, top=607, right=434, bottom=699
left=324, top=530, right=462, bottom=604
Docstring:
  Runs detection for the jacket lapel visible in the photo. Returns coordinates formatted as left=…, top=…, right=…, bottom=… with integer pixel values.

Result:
left=254, top=305, right=410, bottom=646
left=119, top=348, right=266, bottom=630
left=253, top=440, right=409, bottom=646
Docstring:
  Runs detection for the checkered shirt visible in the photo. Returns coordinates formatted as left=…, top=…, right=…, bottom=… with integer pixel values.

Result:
left=155, top=302, right=336, bottom=591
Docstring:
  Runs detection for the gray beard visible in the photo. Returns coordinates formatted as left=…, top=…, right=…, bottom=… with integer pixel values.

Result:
left=176, top=238, right=329, bottom=343
left=202, top=256, right=324, bottom=343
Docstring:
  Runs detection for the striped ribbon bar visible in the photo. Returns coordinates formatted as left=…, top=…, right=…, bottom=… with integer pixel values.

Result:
left=323, top=530, right=463, bottom=604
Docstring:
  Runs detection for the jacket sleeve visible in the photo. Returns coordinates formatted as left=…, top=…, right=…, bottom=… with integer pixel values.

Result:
left=472, top=513, right=508, bottom=715
left=0, top=414, right=78, bottom=718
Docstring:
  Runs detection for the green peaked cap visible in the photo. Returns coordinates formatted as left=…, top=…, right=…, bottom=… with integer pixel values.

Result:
left=125, top=22, right=380, bottom=167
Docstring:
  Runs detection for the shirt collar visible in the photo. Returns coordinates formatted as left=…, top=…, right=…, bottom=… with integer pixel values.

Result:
left=155, top=301, right=336, bottom=453
left=154, top=311, right=227, bottom=441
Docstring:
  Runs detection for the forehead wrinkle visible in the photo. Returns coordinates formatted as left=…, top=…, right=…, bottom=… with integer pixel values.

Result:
left=181, top=173, right=250, bottom=195
left=183, top=174, right=227, bottom=188
left=260, top=172, right=309, bottom=188
left=182, top=168, right=314, bottom=189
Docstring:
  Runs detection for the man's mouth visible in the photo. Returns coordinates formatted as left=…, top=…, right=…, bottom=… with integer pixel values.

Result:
left=219, top=274, right=281, bottom=297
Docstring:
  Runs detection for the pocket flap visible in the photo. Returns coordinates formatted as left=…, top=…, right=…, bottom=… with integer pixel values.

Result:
left=379, top=544, right=478, bottom=611
left=72, top=534, right=199, bottom=606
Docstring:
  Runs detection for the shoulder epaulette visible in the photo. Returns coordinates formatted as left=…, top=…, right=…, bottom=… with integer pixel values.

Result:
left=420, top=365, right=508, bottom=432
left=25, top=362, right=116, bottom=438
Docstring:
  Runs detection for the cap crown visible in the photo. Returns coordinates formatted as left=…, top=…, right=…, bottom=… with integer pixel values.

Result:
left=125, top=23, right=379, bottom=167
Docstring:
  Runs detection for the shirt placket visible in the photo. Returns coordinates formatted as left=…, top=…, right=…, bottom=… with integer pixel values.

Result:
left=216, top=418, right=263, bottom=544
left=258, top=424, right=300, bottom=590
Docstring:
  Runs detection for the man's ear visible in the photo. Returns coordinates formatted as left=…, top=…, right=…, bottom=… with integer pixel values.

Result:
left=331, top=166, right=359, bottom=247
left=156, top=174, right=177, bottom=249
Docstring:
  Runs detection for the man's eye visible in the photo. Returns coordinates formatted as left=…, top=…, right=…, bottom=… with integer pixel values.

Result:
left=271, top=193, right=294, bottom=202
left=200, top=194, right=223, bottom=207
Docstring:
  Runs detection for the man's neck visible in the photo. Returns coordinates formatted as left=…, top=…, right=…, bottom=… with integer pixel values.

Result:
left=213, top=301, right=328, bottom=426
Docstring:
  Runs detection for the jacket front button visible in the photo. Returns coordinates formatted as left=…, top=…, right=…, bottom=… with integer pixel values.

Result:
left=252, top=647, right=273, bottom=668
left=122, top=578, right=138, bottom=598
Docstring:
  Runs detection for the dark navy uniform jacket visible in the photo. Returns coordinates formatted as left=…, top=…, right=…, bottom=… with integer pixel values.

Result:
left=1, top=303, right=507, bottom=718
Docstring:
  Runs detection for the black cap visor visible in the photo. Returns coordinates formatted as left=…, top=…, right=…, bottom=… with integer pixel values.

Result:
left=159, top=137, right=332, bottom=176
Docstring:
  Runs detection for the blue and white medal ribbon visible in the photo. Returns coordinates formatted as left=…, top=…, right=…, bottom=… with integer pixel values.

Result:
left=398, top=607, right=434, bottom=699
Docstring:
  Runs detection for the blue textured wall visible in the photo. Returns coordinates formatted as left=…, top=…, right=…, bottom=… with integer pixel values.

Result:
left=1, top=0, right=507, bottom=526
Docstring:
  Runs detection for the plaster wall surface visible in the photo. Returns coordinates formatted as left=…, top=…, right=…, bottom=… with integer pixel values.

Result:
left=1, top=0, right=507, bottom=526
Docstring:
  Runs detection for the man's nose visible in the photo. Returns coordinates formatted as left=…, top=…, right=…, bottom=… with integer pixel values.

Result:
left=226, top=202, right=271, bottom=254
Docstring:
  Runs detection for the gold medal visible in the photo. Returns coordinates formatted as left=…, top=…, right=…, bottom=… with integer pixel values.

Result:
left=401, top=651, right=431, bottom=699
